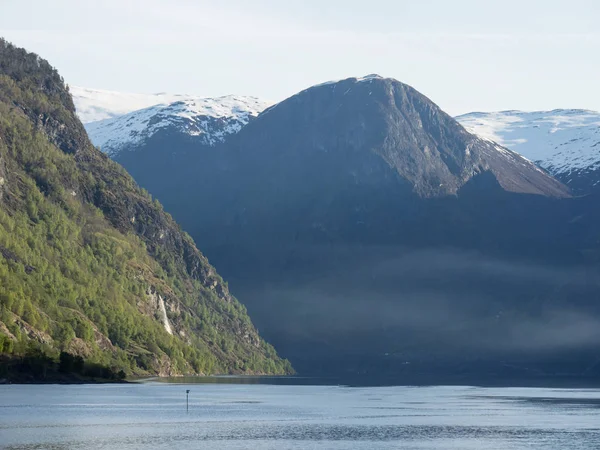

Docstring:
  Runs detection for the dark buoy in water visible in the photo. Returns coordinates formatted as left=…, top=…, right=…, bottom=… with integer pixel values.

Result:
left=186, top=389, right=190, bottom=412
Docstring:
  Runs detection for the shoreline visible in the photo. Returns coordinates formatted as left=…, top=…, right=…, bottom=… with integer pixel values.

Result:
left=7, top=374, right=591, bottom=389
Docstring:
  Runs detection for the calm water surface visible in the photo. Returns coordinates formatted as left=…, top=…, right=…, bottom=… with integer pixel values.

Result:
left=1, top=380, right=600, bottom=449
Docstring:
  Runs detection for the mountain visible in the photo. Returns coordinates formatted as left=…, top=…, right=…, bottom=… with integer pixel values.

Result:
left=457, top=109, right=600, bottom=194
left=70, top=85, right=243, bottom=123
left=76, top=85, right=600, bottom=196
left=84, top=95, right=270, bottom=157
left=0, top=38, right=291, bottom=381
left=98, top=75, right=570, bottom=234
left=70, top=86, right=271, bottom=158
left=219, top=74, right=568, bottom=198
left=84, top=74, right=600, bottom=381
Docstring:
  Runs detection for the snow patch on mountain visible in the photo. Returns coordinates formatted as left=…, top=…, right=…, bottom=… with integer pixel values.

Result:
left=70, top=86, right=223, bottom=123
left=356, top=74, right=385, bottom=83
left=456, top=109, right=600, bottom=176
left=83, top=95, right=272, bottom=156
left=312, top=74, right=387, bottom=89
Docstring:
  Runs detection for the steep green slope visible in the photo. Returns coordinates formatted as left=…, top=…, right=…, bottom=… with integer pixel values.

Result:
left=0, top=39, right=291, bottom=378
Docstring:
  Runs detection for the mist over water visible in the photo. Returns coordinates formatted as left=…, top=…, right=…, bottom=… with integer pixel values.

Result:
left=224, top=244, right=600, bottom=376
left=2, top=382, right=600, bottom=449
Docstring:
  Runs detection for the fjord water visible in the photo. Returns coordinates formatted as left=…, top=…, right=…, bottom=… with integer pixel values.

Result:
left=1, top=382, right=599, bottom=449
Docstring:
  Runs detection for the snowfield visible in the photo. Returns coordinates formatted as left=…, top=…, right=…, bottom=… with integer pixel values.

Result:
left=457, top=110, right=600, bottom=177
left=69, top=86, right=231, bottom=123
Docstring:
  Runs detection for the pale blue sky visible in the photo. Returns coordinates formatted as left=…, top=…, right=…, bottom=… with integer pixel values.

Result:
left=2, top=0, right=599, bottom=114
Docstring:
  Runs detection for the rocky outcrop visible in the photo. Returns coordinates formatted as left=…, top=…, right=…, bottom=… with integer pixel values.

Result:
left=0, top=322, right=16, bottom=341
left=15, top=316, right=53, bottom=346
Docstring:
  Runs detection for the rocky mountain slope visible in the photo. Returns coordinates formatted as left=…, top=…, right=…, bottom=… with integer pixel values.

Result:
left=457, top=109, right=600, bottom=193
left=220, top=74, right=568, bottom=198
left=0, top=38, right=291, bottom=379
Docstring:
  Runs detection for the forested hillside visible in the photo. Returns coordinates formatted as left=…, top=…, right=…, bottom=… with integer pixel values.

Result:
left=0, top=39, right=291, bottom=381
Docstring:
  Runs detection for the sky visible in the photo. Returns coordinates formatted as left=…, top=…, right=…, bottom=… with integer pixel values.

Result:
left=1, top=0, right=599, bottom=115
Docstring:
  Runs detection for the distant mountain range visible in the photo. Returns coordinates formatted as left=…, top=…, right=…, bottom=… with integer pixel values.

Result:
left=71, top=75, right=600, bottom=380
left=457, top=110, right=600, bottom=193
left=73, top=86, right=600, bottom=194
left=70, top=86, right=264, bottom=123
left=71, top=87, right=270, bottom=157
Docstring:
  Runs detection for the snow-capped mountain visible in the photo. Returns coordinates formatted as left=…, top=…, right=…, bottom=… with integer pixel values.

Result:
left=457, top=109, right=600, bottom=192
left=73, top=87, right=271, bottom=157
left=70, top=86, right=224, bottom=123
left=73, top=85, right=600, bottom=193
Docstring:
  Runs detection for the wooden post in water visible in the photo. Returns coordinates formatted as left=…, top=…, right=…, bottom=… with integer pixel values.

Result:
left=186, top=389, right=190, bottom=412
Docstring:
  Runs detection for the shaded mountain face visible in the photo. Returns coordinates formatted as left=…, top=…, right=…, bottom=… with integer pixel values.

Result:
left=80, top=74, right=600, bottom=381
left=225, top=75, right=568, bottom=198
left=457, top=109, right=600, bottom=194
left=0, top=39, right=291, bottom=378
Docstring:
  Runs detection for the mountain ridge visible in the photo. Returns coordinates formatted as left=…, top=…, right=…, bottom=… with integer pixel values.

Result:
left=457, top=109, right=600, bottom=193
left=71, top=85, right=266, bottom=123
left=84, top=95, right=270, bottom=156
left=74, top=81, right=600, bottom=197
left=223, top=74, right=568, bottom=198
left=75, top=79, right=597, bottom=197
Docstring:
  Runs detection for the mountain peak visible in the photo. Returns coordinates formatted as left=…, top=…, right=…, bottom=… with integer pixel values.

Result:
left=309, top=74, right=392, bottom=90
left=80, top=93, right=272, bottom=156
left=356, top=73, right=385, bottom=82
left=231, top=76, right=569, bottom=198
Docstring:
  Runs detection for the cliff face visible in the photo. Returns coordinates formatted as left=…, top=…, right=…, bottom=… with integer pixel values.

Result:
left=0, top=38, right=292, bottom=377
left=223, top=75, right=568, bottom=198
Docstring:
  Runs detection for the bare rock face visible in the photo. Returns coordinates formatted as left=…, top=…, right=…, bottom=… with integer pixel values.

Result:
left=15, top=316, right=53, bottom=346
left=226, top=75, right=568, bottom=199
